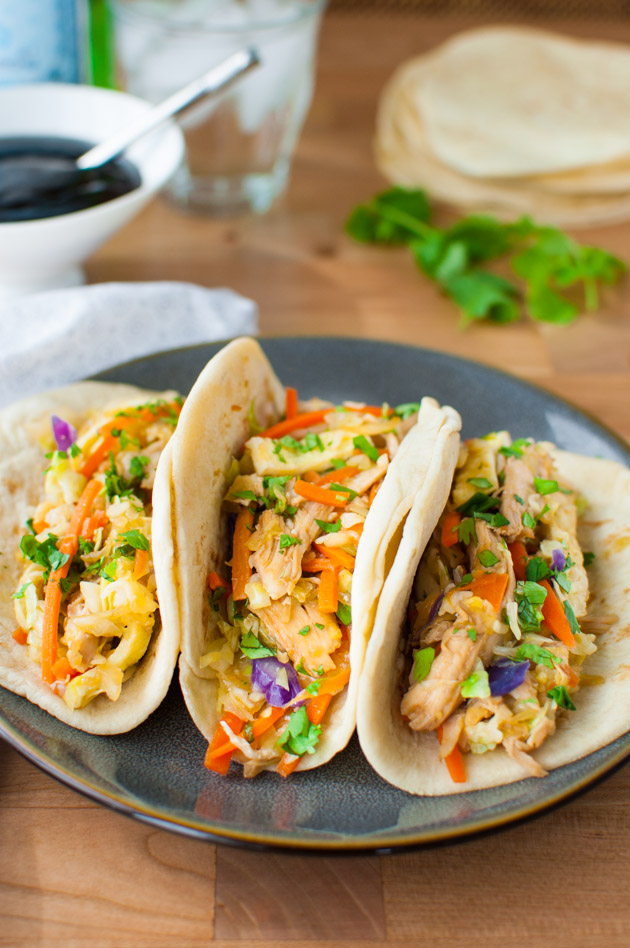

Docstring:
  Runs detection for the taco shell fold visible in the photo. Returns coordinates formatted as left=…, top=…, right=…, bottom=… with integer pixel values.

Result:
left=170, top=337, right=462, bottom=773
left=0, top=382, right=181, bottom=734
left=357, top=447, right=630, bottom=795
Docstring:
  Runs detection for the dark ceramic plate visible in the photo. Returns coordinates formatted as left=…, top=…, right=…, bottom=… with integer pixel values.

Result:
left=2, top=337, right=630, bottom=852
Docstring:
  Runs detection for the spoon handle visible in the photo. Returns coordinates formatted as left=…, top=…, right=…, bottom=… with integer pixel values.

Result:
left=76, top=48, right=260, bottom=171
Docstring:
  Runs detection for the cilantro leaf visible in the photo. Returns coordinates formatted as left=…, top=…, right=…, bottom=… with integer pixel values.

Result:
left=279, top=534, right=302, bottom=550
left=547, top=685, right=576, bottom=711
left=515, top=642, right=556, bottom=670
left=240, top=633, right=275, bottom=659
left=277, top=705, right=322, bottom=756
left=336, top=602, right=352, bottom=626
left=413, top=646, right=435, bottom=683
left=353, top=434, right=379, bottom=462
left=316, top=519, right=341, bottom=534
left=534, top=477, right=559, bottom=496
left=514, top=580, right=547, bottom=632
left=478, top=550, right=499, bottom=568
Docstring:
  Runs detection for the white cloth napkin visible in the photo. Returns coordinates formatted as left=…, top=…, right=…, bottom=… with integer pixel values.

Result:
left=0, top=281, right=257, bottom=408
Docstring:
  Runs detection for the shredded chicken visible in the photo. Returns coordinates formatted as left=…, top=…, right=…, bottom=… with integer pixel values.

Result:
left=469, top=519, right=516, bottom=605
left=499, top=457, right=536, bottom=542
left=250, top=502, right=334, bottom=600
left=256, top=598, right=340, bottom=674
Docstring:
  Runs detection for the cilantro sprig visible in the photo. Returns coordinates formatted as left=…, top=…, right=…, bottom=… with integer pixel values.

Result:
left=345, top=187, right=625, bottom=327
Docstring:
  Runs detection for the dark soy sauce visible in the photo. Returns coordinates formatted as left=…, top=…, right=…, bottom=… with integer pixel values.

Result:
left=0, top=136, right=141, bottom=222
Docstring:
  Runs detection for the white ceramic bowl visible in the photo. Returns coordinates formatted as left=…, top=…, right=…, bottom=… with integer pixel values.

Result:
left=0, top=83, right=185, bottom=301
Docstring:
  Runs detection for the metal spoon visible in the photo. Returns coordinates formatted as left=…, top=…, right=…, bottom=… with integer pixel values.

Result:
left=0, top=48, right=259, bottom=211
left=77, top=47, right=259, bottom=171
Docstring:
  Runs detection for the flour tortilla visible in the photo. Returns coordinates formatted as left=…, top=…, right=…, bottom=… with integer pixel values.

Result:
left=357, top=448, right=630, bottom=795
left=376, top=50, right=630, bottom=226
left=0, top=382, right=181, bottom=734
left=414, top=26, right=630, bottom=179
left=172, top=337, right=462, bottom=772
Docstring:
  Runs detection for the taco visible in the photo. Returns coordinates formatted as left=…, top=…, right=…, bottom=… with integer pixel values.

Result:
left=0, top=381, right=182, bottom=734
left=357, top=432, right=627, bottom=794
left=170, top=337, right=461, bottom=777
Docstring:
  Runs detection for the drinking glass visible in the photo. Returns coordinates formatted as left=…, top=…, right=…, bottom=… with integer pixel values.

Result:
left=109, top=0, right=327, bottom=214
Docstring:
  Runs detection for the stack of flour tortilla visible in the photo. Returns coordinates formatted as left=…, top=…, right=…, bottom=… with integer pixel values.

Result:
left=376, top=26, right=630, bottom=226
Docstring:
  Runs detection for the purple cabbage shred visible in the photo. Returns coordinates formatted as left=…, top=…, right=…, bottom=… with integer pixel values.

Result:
left=51, top=415, right=77, bottom=452
left=551, top=548, right=567, bottom=573
left=251, top=656, right=302, bottom=707
left=488, top=658, right=529, bottom=697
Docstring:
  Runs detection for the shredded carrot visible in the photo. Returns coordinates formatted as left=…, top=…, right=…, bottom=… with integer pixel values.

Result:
left=318, top=565, right=339, bottom=613
left=231, top=506, right=255, bottom=601
left=461, top=572, right=509, bottom=613
left=307, top=693, right=333, bottom=725
left=207, top=706, right=286, bottom=760
left=540, top=579, right=576, bottom=648
left=32, top=519, right=48, bottom=535
left=508, top=541, right=529, bottom=582
left=259, top=410, right=330, bottom=440
left=285, top=387, right=298, bottom=420
left=294, top=480, right=349, bottom=508
left=80, top=509, right=108, bottom=540
left=12, top=627, right=27, bottom=646
left=51, top=656, right=78, bottom=680
left=204, top=712, right=244, bottom=774
left=302, top=556, right=335, bottom=573
left=437, top=725, right=467, bottom=784
left=347, top=521, right=364, bottom=537
left=317, top=664, right=351, bottom=697
left=368, top=481, right=380, bottom=506
left=133, top=548, right=150, bottom=581
left=208, top=571, right=232, bottom=596
left=440, top=510, right=461, bottom=548
left=277, top=752, right=301, bottom=779
left=317, top=466, right=359, bottom=487
left=565, top=663, right=580, bottom=688
left=313, top=543, right=356, bottom=572
left=41, top=478, right=102, bottom=684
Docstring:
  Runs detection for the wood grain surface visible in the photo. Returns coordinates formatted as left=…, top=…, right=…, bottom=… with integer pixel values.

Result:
left=2, top=11, right=630, bottom=947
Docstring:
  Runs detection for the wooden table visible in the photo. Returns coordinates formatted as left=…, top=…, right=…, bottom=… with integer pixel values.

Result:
left=2, top=12, right=630, bottom=946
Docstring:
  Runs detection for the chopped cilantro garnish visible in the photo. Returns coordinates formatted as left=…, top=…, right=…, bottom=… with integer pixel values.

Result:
left=515, top=580, right=547, bottom=631
left=563, top=599, right=581, bottom=638
left=461, top=664, right=490, bottom=699
left=240, top=633, right=275, bottom=659
left=298, top=625, right=311, bottom=636
left=457, top=517, right=477, bottom=545
left=394, top=402, right=420, bottom=420
left=315, top=622, right=324, bottom=630
left=78, top=537, right=95, bottom=556
left=304, top=432, right=325, bottom=453
left=514, top=494, right=524, bottom=505
left=467, top=477, right=493, bottom=489
left=467, top=627, right=477, bottom=642
left=25, top=518, right=36, bottom=535
left=262, top=475, right=291, bottom=514
left=499, top=438, right=530, bottom=459
left=305, top=680, right=321, bottom=695
left=119, top=529, right=149, bottom=552
left=316, top=519, right=342, bottom=534
left=525, top=556, right=552, bottom=582
left=353, top=434, right=379, bottom=462
left=522, top=511, right=537, bottom=529
left=583, top=551, right=595, bottom=567
left=515, top=642, right=556, bottom=669
left=534, top=477, right=559, bottom=495
left=277, top=705, right=321, bottom=757
left=230, top=489, right=258, bottom=502
left=279, top=534, right=302, bottom=550
left=456, top=492, right=500, bottom=517
left=20, top=533, right=69, bottom=581
left=69, top=442, right=81, bottom=458
left=475, top=510, right=510, bottom=528
left=336, top=602, right=352, bottom=626
left=330, top=458, right=346, bottom=469
left=458, top=573, right=473, bottom=586
left=11, top=583, right=30, bottom=600
left=547, top=685, right=576, bottom=711
left=329, top=483, right=359, bottom=500
left=478, top=550, right=499, bottom=568
left=413, top=646, right=435, bottom=683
